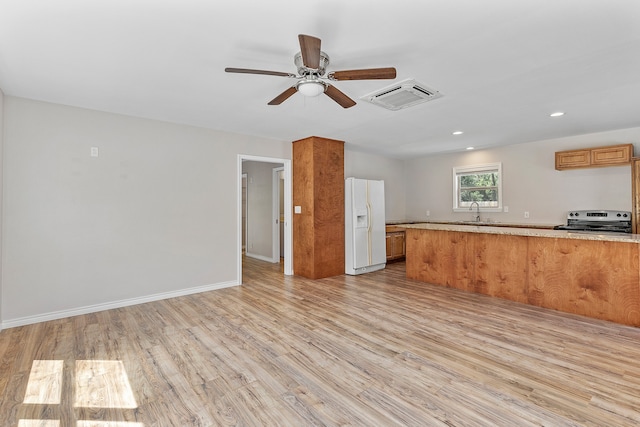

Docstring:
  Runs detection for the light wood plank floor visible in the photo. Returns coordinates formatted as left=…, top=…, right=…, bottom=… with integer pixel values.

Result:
left=1, top=258, right=640, bottom=426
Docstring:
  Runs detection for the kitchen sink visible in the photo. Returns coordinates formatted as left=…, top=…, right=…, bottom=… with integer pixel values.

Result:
left=451, top=221, right=498, bottom=226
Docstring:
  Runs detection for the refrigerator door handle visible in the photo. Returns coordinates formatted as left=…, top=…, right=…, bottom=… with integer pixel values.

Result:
left=366, top=201, right=374, bottom=265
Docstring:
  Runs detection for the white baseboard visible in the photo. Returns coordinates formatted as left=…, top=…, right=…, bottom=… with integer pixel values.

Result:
left=0, top=280, right=239, bottom=330
left=245, top=252, right=278, bottom=263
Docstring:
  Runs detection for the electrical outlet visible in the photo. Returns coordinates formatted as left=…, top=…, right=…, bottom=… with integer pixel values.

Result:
left=426, top=210, right=430, bottom=217
left=90, top=147, right=99, bottom=157
left=524, top=211, right=530, bottom=219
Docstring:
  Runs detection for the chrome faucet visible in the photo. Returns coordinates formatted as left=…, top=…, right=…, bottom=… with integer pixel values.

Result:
left=469, top=201, right=480, bottom=222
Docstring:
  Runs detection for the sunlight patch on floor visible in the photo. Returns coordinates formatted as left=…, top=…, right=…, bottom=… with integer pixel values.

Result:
left=77, top=422, right=145, bottom=427
left=75, top=360, right=137, bottom=408
left=21, top=360, right=142, bottom=426
left=23, top=360, right=64, bottom=404
left=18, top=420, right=61, bottom=427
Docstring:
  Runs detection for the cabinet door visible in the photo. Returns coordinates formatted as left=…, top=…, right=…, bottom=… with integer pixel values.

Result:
left=385, top=231, right=406, bottom=260
left=391, top=232, right=405, bottom=258
left=555, top=150, right=590, bottom=170
left=591, top=145, right=632, bottom=166
left=385, top=233, right=393, bottom=260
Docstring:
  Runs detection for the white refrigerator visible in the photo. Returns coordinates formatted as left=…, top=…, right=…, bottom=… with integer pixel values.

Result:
left=345, top=177, right=386, bottom=275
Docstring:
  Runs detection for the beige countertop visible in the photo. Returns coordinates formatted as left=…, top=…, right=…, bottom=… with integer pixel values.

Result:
left=401, top=222, right=640, bottom=243
left=386, top=220, right=558, bottom=229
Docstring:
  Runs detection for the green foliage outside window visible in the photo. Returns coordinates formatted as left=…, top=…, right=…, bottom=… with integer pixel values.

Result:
left=458, top=172, right=499, bottom=207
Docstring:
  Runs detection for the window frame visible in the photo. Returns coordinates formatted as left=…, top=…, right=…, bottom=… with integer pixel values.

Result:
left=452, top=162, right=503, bottom=212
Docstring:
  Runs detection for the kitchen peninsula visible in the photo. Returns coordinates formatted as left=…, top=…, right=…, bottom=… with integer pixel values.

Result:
left=403, top=223, right=640, bottom=327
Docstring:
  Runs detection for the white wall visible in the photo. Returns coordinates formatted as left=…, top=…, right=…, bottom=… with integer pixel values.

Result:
left=1, top=97, right=290, bottom=327
left=242, top=160, right=282, bottom=261
left=344, top=149, right=406, bottom=222
left=0, top=87, right=4, bottom=330
left=405, top=127, right=640, bottom=225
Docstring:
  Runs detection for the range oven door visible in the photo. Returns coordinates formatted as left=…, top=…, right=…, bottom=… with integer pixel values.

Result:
left=554, top=223, right=631, bottom=233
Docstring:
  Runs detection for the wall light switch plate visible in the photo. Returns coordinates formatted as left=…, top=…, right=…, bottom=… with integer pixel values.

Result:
left=294, top=206, right=302, bottom=214
left=503, top=206, right=509, bottom=213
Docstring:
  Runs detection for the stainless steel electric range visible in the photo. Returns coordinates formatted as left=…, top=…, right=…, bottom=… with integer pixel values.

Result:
left=553, top=210, right=632, bottom=234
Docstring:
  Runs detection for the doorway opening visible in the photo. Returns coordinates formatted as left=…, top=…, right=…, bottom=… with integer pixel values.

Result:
left=237, top=155, right=292, bottom=284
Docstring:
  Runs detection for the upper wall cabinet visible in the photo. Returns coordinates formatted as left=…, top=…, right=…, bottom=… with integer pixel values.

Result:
left=555, top=143, right=634, bottom=170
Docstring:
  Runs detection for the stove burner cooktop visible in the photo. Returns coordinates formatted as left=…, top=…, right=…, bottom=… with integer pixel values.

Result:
left=554, top=210, right=632, bottom=234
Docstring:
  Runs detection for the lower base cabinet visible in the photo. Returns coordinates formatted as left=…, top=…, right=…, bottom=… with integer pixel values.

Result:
left=385, top=227, right=406, bottom=261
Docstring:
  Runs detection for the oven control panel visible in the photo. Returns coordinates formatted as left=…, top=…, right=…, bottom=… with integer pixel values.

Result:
left=567, top=210, right=630, bottom=221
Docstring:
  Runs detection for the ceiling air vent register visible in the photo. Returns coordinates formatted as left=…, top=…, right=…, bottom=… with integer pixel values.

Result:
left=361, top=78, right=443, bottom=110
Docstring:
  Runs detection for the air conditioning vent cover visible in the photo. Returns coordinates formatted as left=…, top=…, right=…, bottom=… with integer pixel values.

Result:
left=360, top=78, right=443, bottom=110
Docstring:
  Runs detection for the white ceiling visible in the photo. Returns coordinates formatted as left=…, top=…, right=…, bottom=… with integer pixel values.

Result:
left=1, top=0, right=639, bottom=159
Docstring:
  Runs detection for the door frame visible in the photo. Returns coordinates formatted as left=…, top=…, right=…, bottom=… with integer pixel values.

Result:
left=237, top=155, right=292, bottom=283
left=241, top=173, right=248, bottom=252
left=272, top=166, right=284, bottom=263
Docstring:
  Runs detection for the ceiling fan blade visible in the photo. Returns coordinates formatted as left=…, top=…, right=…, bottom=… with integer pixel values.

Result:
left=225, top=67, right=296, bottom=78
left=298, top=34, right=321, bottom=69
left=268, top=86, right=298, bottom=105
left=328, top=67, right=397, bottom=81
left=324, top=84, right=356, bottom=108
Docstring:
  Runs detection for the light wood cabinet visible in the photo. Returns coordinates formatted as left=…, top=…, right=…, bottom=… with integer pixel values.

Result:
left=385, top=230, right=406, bottom=261
left=633, top=157, right=640, bottom=234
left=406, top=228, right=640, bottom=327
left=292, top=136, right=345, bottom=279
left=555, top=143, right=633, bottom=170
left=554, top=149, right=591, bottom=170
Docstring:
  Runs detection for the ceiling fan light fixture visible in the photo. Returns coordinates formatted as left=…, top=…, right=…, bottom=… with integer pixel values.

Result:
left=297, top=80, right=325, bottom=97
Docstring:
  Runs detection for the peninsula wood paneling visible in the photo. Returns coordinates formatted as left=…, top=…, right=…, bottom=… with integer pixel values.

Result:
left=406, top=228, right=640, bottom=327
left=527, top=237, right=640, bottom=326
left=292, top=136, right=344, bottom=279
left=406, top=229, right=473, bottom=291
left=474, top=233, right=529, bottom=303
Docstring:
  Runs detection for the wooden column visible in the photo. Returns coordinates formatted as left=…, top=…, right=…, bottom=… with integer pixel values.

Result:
left=292, top=136, right=345, bottom=279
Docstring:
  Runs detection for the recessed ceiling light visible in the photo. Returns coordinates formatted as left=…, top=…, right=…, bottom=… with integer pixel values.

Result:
left=452, top=131, right=464, bottom=135
left=550, top=112, right=565, bottom=117
left=466, top=146, right=474, bottom=150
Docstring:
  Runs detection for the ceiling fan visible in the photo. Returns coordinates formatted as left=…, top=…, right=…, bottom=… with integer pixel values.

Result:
left=225, top=34, right=397, bottom=108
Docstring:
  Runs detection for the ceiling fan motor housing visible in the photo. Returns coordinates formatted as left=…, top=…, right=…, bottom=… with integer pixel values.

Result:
left=294, top=51, right=330, bottom=76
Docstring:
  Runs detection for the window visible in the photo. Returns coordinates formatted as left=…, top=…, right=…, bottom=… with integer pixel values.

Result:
left=453, top=162, right=502, bottom=211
